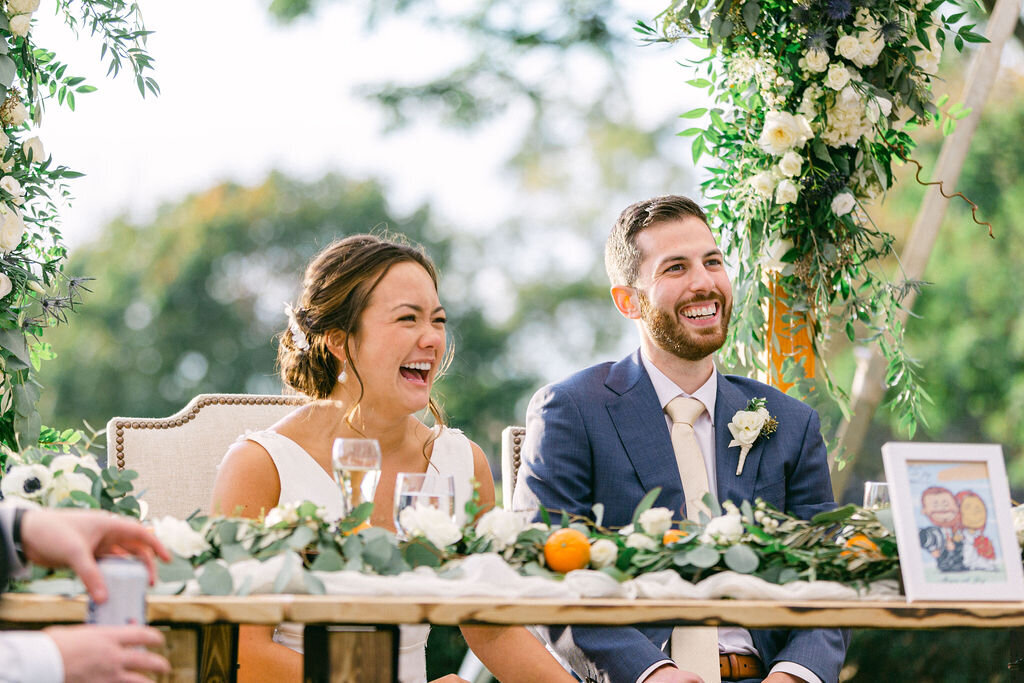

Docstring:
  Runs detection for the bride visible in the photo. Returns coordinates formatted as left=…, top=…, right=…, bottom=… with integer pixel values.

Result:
left=211, top=234, right=574, bottom=683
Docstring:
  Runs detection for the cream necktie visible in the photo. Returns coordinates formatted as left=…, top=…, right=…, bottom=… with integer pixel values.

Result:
left=665, top=396, right=721, bottom=683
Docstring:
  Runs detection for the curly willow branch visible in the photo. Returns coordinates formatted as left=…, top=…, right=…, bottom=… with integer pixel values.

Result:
left=900, top=155, right=995, bottom=239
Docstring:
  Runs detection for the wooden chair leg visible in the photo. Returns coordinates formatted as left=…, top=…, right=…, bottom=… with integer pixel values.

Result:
left=200, top=623, right=238, bottom=683
left=304, top=624, right=398, bottom=683
left=150, top=624, right=199, bottom=683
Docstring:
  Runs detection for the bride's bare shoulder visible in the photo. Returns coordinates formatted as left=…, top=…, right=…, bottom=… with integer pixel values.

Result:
left=271, top=401, right=339, bottom=442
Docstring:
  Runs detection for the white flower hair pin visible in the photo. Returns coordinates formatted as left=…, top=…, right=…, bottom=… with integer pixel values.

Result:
left=726, top=397, right=778, bottom=476
left=283, top=302, right=309, bottom=352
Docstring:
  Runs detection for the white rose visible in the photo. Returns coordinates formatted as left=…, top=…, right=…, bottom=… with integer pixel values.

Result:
left=0, top=272, right=11, bottom=298
left=475, top=508, right=524, bottom=551
left=727, top=411, right=764, bottom=447
left=399, top=504, right=462, bottom=548
left=757, top=110, right=813, bottom=155
left=50, top=454, right=102, bottom=476
left=0, top=156, right=13, bottom=173
left=1, top=175, right=23, bottom=203
left=854, top=7, right=873, bottom=26
left=856, top=31, right=885, bottom=68
left=46, top=471, right=93, bottom=506
left=803, top=48, right=829, bottom=73
left=2, top=101, right=28, bottom=127
left=700, top=512, right=745, bottom=545
left=835, top=35, right=862, bottom=61
left=824, top=64, right=853, bottom=91
left=152, top=516, right=210, bottom=558
left=0, top=131, right=8, bottom=150
left=589, top=538, right=619, bottom=568
left=7, top=0, right=40, bottom=13
left=775, top=179, right=798, bottom=205
left=750, top=171, right=777, bottom=199
left=22, top=136, right=43, bottom=162
left=8, top=14, right=30, bottom=38
left=625, top=533, right=658, bottom=551
left=638, top=507, right=673, bottom=537
left=778, top=151, right=803, bottom=177
left=0, top=463, right=51, bottom=500
left=0, top=205, right=25, bottom=251
left=831, top=192, right=857, bottom=216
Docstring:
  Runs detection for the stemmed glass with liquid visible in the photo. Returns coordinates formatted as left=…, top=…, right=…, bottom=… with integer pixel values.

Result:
left=393, top=473, right=455, bottom=540
left=332, top=438, right=383, bottom=519
left=863, top=482, right=890, bottom=509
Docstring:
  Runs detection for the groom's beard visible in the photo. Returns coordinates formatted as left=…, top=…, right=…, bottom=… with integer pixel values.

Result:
left=637, top=290, right=731, bottom=361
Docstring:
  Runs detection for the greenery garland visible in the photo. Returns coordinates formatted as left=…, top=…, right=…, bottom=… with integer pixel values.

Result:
left=0, top=0, right=154, bottom=453
left=639, top=0, right=987, bottom=440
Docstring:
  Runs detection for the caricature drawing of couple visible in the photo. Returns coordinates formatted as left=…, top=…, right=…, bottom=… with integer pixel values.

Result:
left=919, top=486, right=999, bottom=573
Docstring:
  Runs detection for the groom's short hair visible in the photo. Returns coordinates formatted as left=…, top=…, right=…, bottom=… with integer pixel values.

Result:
left=605, top=195, right=708, bottom=287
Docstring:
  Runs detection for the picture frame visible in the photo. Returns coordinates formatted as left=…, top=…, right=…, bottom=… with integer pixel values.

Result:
left=882, top=442, right=1024, bottom=602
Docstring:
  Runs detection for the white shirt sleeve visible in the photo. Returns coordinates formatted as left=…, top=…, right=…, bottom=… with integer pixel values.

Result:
left=0, top=631, right=65, bottom=683
left=636, top=659, right=674, bottom=683
left=772, top=660, right=822, bottom=683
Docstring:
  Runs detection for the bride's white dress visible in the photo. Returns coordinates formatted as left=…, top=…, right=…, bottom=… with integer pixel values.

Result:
left=238, top=426, right=476, bottom=683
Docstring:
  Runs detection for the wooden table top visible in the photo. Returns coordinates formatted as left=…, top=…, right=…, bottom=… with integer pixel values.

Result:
left=3, top=593, right=1024, bottom=629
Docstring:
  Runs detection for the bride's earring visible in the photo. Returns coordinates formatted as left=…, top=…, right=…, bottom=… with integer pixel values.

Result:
left=337, top=361, right=348, bottom=384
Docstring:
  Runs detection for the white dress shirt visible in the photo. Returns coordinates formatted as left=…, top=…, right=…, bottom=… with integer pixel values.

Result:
left=0, top=505, right=65, bottom=683
left=636, top=353, right=821, bottom=683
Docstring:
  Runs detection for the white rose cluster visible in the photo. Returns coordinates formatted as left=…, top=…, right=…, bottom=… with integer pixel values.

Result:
left=152, top=516, right=211, bottom=558
left=757, top=110, right=813, bottom=156
left=399, top=504, right=462, bottom=549
left=822, top=86, right=873, bottom=148
left=1012, top=505, right=1024, bottom=548
left=798, top=48, right=829, bottom=74
left=638, top=507, right=673, bottom=537
left=831, top=192, right=857, bottom=217
left=474, top=508, right=524, bottom=551
left=625, top=532, right=658, bottom=551
left=5, top=0, right=39, bottom=38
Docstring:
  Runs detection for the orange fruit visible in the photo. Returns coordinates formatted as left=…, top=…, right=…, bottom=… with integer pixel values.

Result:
left=343, top=520, right=371, bottom=536
left=840, top=533, right=879, bottom=557
left=663, top=529, right=687, bottom=545
left=544, top=528, right=591, bottom=573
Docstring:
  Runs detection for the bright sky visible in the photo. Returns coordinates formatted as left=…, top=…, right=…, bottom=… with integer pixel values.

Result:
left=31, top=0, right=698, bottom=248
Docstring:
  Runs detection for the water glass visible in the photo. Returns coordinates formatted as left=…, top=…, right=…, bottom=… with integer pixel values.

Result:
left=332, top=438, right=382, bottom=518
left=393, top=472, right=455, bottom=539
left=863, top=481, right=890, bottom=509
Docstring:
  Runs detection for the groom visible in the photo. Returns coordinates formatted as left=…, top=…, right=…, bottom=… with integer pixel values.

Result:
left=513, top=195, right=848, bottom=683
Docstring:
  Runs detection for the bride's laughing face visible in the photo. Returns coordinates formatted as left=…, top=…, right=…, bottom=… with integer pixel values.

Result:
left=347, top=261, right=446, bottom=416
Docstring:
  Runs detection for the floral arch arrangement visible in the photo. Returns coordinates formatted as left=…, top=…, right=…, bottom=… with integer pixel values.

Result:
left=639, top=0, right=987, bottom=437
left=0, top=0, right=155, bottom=452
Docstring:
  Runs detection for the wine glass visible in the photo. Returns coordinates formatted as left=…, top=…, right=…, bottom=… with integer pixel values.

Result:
left=332, top=438, right=382, bottom=518
left=393, top=472, right=455, bottom=539
left=863, top=481, right=890, bottom=509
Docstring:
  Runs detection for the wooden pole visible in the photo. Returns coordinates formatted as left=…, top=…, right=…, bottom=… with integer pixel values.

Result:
left=829, top=0, right=1023, bottom=499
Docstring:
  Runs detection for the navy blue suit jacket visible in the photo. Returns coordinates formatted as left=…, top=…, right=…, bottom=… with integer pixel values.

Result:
left=512, top=350, right=849, bottom=683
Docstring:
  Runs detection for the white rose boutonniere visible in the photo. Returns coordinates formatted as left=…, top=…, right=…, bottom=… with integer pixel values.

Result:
left=726, top=397, right=778, bottom=476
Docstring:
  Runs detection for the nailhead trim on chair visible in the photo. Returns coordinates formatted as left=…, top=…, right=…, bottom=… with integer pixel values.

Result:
left=510, top=426, right=525, bottom=493
left=111, top=394, right=307, bottom=469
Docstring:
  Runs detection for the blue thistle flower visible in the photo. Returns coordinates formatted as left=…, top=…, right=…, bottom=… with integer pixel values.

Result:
left=824, top=0, right=852, bottom=21
left=805, top=29, right=830, bottom=51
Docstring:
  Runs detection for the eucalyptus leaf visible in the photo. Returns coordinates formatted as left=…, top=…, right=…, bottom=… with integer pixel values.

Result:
left=684, top=545, right=721, bottom=569
left=302, top=570, right=326, bottom=595
left=310, top=547, right=344, bottom=572
left=342, top=534, right=363, bottom=561
left=198, top=562, right=233, bottom=596
left=219, top=543, right=250, bottom=564
left=402, top=539, right=442, bottom=568
left=723, top=544, right=760, bottom=573
left=22, top=577, right=82, bottom=595
left=286, top=525, right=316, bottom=550
left=0, top=55, right=14, bottom=88
left=363, top=536, right=398, bottom=572
left=810, top=505, right=857, bottom=524
left=272, top=555, right=296, bottom=593
left=741, top=1, right=760, bottom=31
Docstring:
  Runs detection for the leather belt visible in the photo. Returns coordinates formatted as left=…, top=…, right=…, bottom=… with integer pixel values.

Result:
left=720, top=653, right=764, bottom=680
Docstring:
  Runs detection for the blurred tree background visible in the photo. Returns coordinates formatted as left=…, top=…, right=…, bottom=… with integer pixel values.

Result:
left=34, top=1, right=1024, bottom=680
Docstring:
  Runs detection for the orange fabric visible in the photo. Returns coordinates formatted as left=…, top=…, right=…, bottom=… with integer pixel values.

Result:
left=766, top=276, right=815, bottom=391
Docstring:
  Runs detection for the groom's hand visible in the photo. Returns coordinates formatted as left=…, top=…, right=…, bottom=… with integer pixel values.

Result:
left=646, top=664, right=704, bottom=683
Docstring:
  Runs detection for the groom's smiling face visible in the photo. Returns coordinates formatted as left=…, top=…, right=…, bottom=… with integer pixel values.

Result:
left=632, top=217, right=732, bottom=361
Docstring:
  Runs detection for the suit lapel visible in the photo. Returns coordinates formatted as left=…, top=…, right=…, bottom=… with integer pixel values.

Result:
left=605, top=351, right=683, bottom=507
left=715, top=375, right=765, bottom=505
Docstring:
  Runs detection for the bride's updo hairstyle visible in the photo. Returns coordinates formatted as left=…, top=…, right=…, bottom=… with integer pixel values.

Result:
left=278, top=233, right=448, bottom=425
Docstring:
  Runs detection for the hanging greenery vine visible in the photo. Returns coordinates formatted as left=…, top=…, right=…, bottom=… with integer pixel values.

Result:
left=0, top=0, right=154, bottom=453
